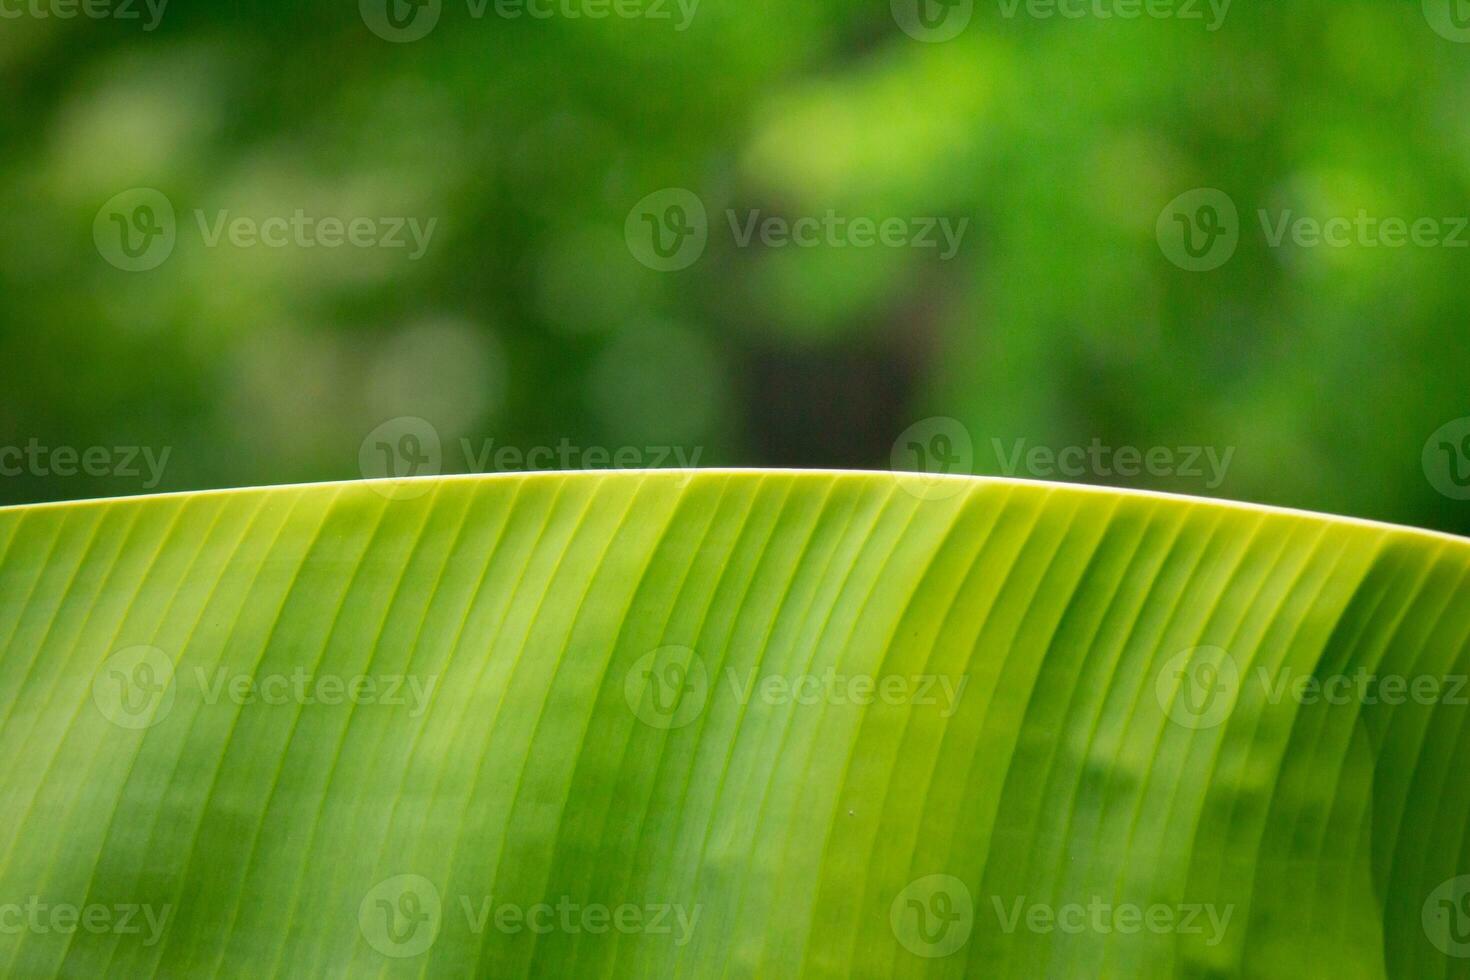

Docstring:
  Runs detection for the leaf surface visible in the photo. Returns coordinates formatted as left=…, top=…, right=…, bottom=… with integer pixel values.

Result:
left=0, top=472, right=1467, bottom=978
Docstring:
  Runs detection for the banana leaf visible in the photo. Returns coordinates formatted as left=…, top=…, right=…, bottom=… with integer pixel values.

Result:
left=1, top=471, right=1467, bottom=978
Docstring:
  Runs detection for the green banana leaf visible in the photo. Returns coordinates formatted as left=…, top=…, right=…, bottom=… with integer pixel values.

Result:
left=1, top=471, right=1468, bottom=978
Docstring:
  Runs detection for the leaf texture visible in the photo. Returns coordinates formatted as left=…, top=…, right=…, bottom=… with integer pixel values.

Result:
left=0, top=471, right=1467, bottom=978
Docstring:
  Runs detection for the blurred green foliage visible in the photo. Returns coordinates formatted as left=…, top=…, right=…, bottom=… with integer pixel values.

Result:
left=1, top=0, right=1468, bottom=536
